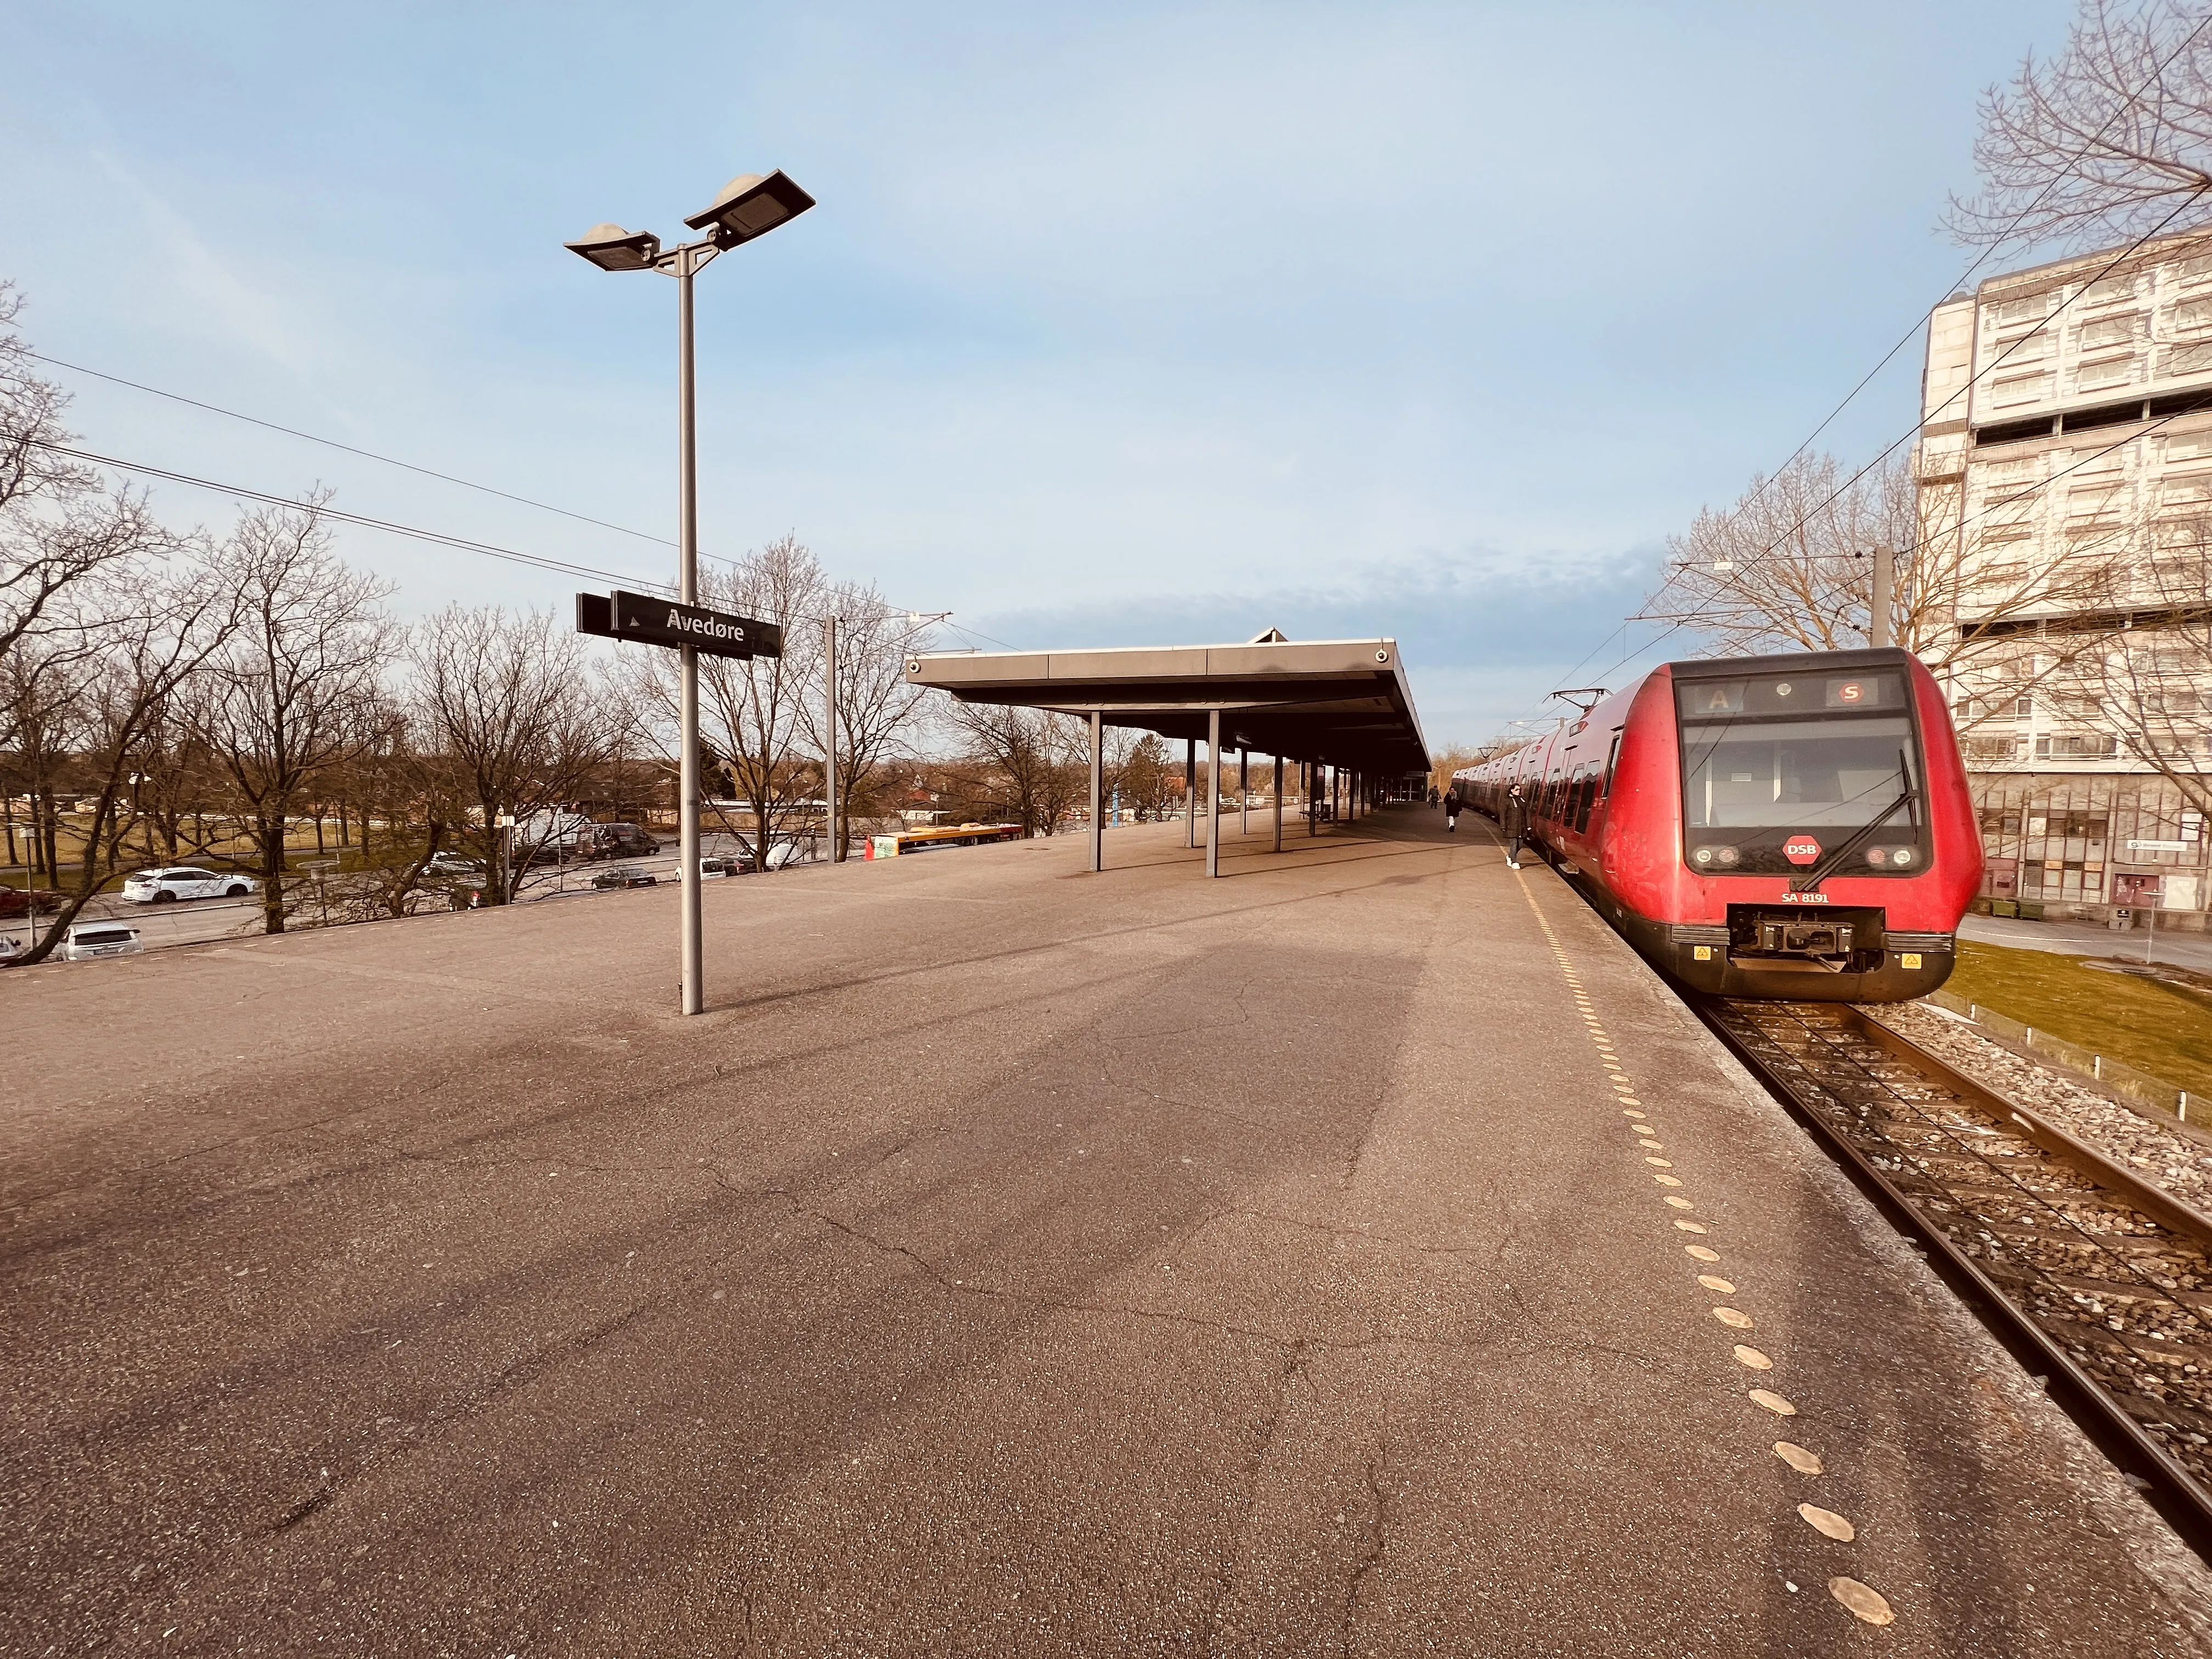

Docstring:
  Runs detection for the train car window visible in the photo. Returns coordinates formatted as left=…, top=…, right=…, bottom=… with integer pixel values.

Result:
left=1603, top=731, right=1623, bottom=794
left=1674, top=668, right=1928, bottom=874
left=1573, top=764, right=1597, bottom=832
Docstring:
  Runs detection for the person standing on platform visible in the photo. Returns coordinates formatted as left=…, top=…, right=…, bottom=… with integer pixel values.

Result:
left=1443, top=785, right=1463, bottom=832
left=1503, top=783, right=1528, bottom=870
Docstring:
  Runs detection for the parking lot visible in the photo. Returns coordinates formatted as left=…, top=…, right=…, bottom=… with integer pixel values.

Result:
left=2, top=830, right=809, bottom=960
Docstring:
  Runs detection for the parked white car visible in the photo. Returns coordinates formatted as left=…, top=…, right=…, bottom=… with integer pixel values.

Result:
left=122, top=867, right=257, bottom=904
left=60, top=922, right=142, bottom=961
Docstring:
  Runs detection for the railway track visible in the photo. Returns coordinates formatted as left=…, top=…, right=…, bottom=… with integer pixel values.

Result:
left=1697, top=996, right=2212, bottom=1558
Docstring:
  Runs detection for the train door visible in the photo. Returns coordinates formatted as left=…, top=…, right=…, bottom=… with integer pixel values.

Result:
left=1581, top=732, right=1622, bottom=835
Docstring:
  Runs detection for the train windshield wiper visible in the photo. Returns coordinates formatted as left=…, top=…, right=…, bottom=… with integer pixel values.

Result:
left=1790, top=751, right=1915, bottom=893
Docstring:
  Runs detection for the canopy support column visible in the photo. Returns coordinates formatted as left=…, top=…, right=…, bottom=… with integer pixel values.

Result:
left=1184, top=739, right=1197, bottom=848
left=1239, top=748, right=1248, bottom=836
left=1206, top=710, right=1222, bottom=878
left=1087, top=712, right=1103, bottom=873
left=1272, top=755, right=1283, bottom=851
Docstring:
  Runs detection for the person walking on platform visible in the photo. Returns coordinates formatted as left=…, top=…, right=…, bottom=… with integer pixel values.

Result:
left=1503, top=783, right=1528, bottom=870
left=1443, top=785, right=1463, bottom=832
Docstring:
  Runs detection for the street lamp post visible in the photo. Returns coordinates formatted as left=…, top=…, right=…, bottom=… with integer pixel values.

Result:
left=566, top=171, right=815, bottom=1016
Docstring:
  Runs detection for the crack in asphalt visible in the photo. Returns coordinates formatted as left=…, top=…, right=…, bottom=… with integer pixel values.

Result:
left=1203, top=1334, right=1314, bottom=1656
left=1338, top=1446, right=1393, bottom=1656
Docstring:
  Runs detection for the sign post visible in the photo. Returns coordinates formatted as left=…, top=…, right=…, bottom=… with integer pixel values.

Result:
left=577, top=589, right=781, bottom=1013
left=2120, top=845, right=2179, bottom=965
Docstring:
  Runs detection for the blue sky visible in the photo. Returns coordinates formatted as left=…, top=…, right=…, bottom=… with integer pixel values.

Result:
left=2, top=1, right=2077, bottom=746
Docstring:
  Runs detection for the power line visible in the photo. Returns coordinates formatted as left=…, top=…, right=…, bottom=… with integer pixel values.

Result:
left=1492, top=14, right=2212, bottom=744
left=1560, top=392, right=2212, bottom=710
left=30, top=437, right=679, bottom=592
left=25, top=349, right=678, bottom=551
left=22, top=348, right=908, bottom=599
left=25, top=436, right=957, bottom=634
left=1494, top=193, right=2212, bottom=747
left=1682, top=9, right=2212, bottom=562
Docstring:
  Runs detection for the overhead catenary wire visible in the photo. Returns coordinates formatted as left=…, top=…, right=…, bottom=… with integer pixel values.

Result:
left=1489, top=195, right=2212, bottom=745
left=1656, top=187, right=2210, bottom=591
left=1649, top=10, right=2212, bottom=591
left=1562, top=392, right=2212, bottom=698
left=1491, top=15, right=2212, bottom=745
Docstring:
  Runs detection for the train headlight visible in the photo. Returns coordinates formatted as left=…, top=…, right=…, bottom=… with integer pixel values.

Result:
left=1714, top=845, right=1740, bottom=867
left=1691, top=845, right=1740, bottom=869
left=1889, top=846, right=1915, bottom=868
left=1692, top=847, right=1714, bottom=867
left=1866, top=847, right=1888, bottom=866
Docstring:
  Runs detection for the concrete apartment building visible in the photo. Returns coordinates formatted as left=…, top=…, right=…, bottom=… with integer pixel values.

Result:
left=1916, top=236, right=2212, bottom=932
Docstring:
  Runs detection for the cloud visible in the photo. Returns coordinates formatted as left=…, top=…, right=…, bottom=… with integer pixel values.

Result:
left=88, top=149, right=321, bottom=376
left=970, top=542, right=1660, bottom=665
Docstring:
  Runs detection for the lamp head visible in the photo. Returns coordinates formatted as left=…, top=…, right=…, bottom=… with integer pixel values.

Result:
left=684, top=169, right=815, bottom=247
left=565, top=223, right=662, bottom=272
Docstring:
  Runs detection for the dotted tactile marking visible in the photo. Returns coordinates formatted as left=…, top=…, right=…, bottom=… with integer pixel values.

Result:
left=1509, top=865, right=1896, bottom=1630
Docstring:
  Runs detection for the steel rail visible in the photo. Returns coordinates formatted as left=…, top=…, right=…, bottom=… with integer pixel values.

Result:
left=1695, top=995, right=2212, bottom=1564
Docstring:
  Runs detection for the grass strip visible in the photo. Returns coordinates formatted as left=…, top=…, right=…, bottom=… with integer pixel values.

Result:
left=1943, top=940, right=2212, bottom=1102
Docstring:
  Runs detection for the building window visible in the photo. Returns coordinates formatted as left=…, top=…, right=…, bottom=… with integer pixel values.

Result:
left=2075, top=355, right=2136, bottom=391
left=1991, top=371, right=2054, bottom=406
left=2081, top=274, right=2140, bottom=307
left=2035, top=733, right=2120, bottom=758
left=1988, top=294, right=2052, bottom=330
left=2162, top=342, right=2212, bottom=377
left=2077, top=314, right=2139, bottom=350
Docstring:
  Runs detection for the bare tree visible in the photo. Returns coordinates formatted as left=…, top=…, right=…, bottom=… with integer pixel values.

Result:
left=197, top=498, right=393, bottom=933
left=8, top=550, right=240, bottom=962
left=1650, top=447, right=2124, bottom=743
left=1947, top=0, right=2212, bottom=254
left=2067, top=518, right=2212, bottom=812
left=1118, top=731, right=1180, bottom=821
left=800, top=588, right=933, bottom=859
left=341, top=704, right=475, bottom=919
left=1646, top=452, right=1922, bottom=655
left=946, top=702, right=1087, bottom=835
left=1, top=285, right=171, bottom=660
left=634, top=535, right=826, bottom=866
left=412, top=603, right=616, bottom=901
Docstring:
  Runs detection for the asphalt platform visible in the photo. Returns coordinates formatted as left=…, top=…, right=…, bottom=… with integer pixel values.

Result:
left=6, top=807, right=2210, bottom=1656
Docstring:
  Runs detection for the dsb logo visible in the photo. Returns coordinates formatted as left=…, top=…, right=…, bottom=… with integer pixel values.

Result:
left=1784, top=835, right=1822, bottom=865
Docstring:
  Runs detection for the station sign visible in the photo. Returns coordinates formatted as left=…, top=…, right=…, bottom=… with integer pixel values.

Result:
left=574, top=590, right=783, bottom=661
left=2127, top=837, right=2187, bottom=853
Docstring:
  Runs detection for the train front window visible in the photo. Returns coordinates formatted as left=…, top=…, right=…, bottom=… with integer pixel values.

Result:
left=1676, top=670, right=1927, bottom=875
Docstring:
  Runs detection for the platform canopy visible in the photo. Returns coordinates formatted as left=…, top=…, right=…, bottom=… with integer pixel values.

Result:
left=906, top=631, right=1430, bottom=775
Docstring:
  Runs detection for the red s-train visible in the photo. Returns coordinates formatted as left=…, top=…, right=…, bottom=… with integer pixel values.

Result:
left=1457, top=647, right=1982, bottom=1001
